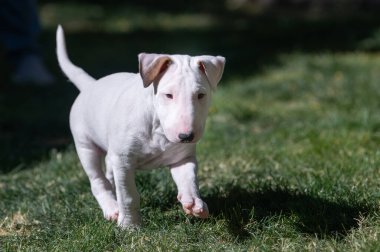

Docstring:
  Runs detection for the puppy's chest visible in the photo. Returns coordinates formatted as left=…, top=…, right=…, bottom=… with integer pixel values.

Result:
left=135, top=139, right=191, bottom=170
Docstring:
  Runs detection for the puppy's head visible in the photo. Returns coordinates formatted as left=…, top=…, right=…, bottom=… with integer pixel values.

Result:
left=139, top=53, right=225, bottom=143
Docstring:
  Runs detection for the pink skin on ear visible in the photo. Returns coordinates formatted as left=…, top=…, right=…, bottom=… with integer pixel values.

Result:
left=138, top=53, right=172, bottom=87
left=198, top=61, right=206, bottom=74
left=159, top=60, right=172, bottom=74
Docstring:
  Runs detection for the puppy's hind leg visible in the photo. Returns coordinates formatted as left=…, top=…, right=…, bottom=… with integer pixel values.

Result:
left=74, top=139, right=118, bottom=221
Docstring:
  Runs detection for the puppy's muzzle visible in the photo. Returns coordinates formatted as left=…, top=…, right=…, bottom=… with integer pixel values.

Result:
left=179, top=132, right=194, bottom=143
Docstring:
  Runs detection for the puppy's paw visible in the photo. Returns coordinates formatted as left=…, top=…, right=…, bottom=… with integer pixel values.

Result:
left=104, top=206, right=119, bottom=222
left=178, top=193, right=209, bottom=219
left=98, top=194, right=119, bottom=222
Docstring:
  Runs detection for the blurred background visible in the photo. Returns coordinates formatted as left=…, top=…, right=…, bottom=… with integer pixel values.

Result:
left=1, top=0, right=380, bottom=173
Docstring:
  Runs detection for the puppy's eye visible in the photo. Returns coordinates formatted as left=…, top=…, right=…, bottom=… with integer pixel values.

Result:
left=165, top=94, right=173, bottom=99
left=198, top=93, right=206, bottom=99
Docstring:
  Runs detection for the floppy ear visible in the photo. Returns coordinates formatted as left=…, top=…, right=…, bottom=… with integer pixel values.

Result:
left=138, top=53, right=172, bottom=87
left=197, top=56, right=225, bottom=90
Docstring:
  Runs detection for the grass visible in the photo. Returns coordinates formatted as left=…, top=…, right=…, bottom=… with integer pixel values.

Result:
left=2, top=2, right=380, bottom=251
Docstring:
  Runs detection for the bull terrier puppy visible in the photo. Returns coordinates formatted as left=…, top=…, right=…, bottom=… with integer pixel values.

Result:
left=56, top=25, right=225, bottom=228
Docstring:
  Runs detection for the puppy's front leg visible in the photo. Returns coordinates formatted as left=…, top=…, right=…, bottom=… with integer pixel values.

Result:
left=107, top=153, right=141, bottom=228
left=170, top=157, right=209, bottom=219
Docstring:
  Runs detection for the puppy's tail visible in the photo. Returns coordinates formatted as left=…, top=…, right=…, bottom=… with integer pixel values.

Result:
left=56, top=25, right=95, bottom=91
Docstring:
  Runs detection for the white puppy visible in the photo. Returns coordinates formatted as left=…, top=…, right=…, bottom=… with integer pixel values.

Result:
left=56, top=25, right=225, bottom=227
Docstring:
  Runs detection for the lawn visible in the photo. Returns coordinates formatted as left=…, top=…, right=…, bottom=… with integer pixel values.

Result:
left=1, top=2, right=380, bottom=251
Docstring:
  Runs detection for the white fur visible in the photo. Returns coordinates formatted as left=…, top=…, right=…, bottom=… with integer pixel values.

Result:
left=56, top=25, right=225, bottom=227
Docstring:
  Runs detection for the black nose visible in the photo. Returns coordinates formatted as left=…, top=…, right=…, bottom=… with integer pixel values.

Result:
left=178, top=132, right=194, bottom=142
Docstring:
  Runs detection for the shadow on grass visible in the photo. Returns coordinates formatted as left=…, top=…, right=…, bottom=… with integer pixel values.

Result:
left=205, top=185, right=372, bottom=240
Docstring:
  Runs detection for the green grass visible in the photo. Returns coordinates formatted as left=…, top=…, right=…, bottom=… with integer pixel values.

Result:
left=2, top=2, right=380, bottom=251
